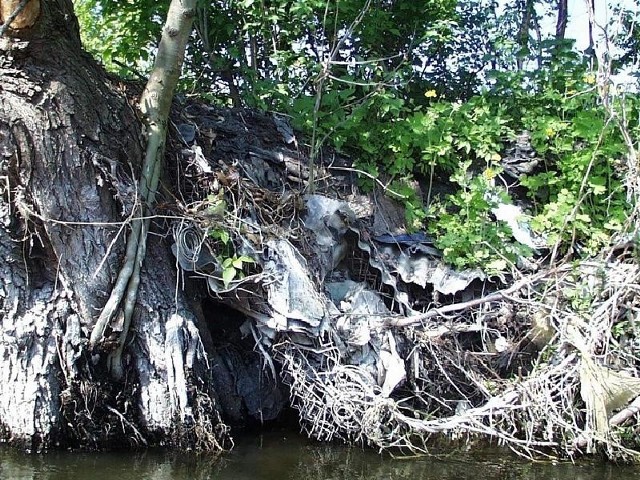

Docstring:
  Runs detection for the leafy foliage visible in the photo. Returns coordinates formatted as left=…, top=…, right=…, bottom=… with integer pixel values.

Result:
left=220, top=255, right=255, bottom=287
left=73, top=0, right=639, bottom=274
left=428, top=161, right=530, bottom=273
left=611, top=6, right=640, bottom=76
left=312, top=43, right=635, bottom=271
left=73, top=0, right=165, bottom=77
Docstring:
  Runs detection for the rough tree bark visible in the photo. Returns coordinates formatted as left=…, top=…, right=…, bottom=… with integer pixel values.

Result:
left=0, top=0, right=227, bottom=450
left=587, top=0, right=595, bottom=60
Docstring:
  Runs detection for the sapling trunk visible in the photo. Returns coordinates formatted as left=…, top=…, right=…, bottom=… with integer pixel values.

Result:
left=90, top=0, right=197, bottom=379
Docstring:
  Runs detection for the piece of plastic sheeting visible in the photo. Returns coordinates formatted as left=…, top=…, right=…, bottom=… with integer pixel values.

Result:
left=263, top=239, right=329, bottom=335
left=378, top=332, right=406, bottom=397
left=492, top=202, right=546, bottom=249
left=430, top=263, right=485, bottom=296
left=328, top=280, right=387, bottom=347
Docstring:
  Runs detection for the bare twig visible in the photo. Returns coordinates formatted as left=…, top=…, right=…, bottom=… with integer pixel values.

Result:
left=385, top=269, right=551, bottom=327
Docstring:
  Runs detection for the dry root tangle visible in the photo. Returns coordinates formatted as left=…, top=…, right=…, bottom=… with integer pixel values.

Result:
left=276, top=255, right=640, bottom=461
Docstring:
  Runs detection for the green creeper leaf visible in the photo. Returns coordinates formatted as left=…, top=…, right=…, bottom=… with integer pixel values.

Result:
left=588, top=177, right=607, bottom=195
left=222, top=267, right=236, bottom=287
left=485, top=259, right=507, bottom=272
left=218, top=230, right=230, bottom=244
left=237, top=255, right=255, bottom=264
left=232, top=258, right=244, bottom=269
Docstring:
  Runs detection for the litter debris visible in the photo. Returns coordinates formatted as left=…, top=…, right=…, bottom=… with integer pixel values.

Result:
left=163, top=104, right=640, bottom=461
left=492, top=202, right=546, bottom=250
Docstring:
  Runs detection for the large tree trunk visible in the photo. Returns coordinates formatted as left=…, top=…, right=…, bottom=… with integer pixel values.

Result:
left=0, top=0, right=227, bottom=450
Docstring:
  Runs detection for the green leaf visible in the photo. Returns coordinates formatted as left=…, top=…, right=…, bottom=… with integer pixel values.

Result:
left=222, top=267, right=236, bottom=287
left=237, top=255, right=255, bottom=264
left=485, top=259, right=507, bottom=272
left=588, top=177, right=607, bottom=195
left=232, top=258, right=244, bottom=269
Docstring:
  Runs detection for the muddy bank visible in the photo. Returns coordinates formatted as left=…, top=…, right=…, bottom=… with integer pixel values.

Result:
left=1, top=80, right=639, bottom=460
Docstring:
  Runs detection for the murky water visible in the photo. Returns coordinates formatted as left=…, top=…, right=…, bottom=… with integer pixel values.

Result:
left=1, top=429, right=639, bottom=480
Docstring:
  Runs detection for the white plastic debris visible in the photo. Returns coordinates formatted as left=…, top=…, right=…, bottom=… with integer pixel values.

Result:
left=378, top=332, right=406, bottom=397
left=492, top=202, right=546, bottom=249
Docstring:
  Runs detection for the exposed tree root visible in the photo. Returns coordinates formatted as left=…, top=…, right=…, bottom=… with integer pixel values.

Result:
left=275, top=258, right=640, bottom=461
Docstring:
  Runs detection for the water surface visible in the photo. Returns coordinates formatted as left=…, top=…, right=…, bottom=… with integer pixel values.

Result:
left=1, top=429, right=638, bottom=480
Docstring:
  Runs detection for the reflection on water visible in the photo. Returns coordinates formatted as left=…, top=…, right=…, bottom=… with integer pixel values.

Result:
left=1, top=430, right=639, bottom=480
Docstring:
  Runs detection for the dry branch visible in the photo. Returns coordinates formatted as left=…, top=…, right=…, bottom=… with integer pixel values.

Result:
left=385, top=269, right=552, bottom=328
